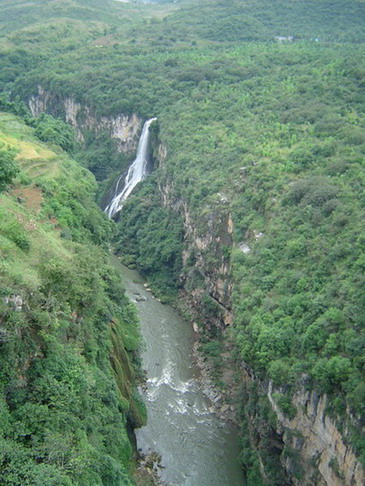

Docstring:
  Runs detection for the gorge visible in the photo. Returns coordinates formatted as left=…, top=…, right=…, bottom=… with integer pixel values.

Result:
left=0, top=0, right=364, bottom=485
left=120, top=261, right=245, bottom=485
left=103, top=123, right=244, bottom=484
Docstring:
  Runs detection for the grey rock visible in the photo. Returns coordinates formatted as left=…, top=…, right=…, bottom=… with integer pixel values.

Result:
left=4, top=294, right=23, bottom=312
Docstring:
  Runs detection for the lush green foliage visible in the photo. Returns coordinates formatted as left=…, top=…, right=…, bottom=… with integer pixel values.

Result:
left=1, top=0, right=365, bottom=481
left=0, top=114, right=143, bottom=485
left=39, top=161, right=112, bottom=244
left=0, top=147, right=19, bottom=190
left=28, top=113, right=77, bottom=153
left=0, top=93, right=29, bottom=118
left=1, top=0, right=365, bottom=120
left=115, top=177, right=184, bottom=301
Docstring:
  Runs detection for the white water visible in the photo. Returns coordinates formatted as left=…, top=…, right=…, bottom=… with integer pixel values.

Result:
left=116, top=262, right=246, bottom=486
left=105, top=117, right=156, bottom=218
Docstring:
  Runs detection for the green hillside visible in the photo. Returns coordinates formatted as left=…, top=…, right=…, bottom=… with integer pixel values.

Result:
left=0, top=112, right=144, bottom=485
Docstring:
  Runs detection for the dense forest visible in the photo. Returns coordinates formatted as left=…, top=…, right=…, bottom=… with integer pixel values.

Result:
left=1, top=0, right=364, bottom=484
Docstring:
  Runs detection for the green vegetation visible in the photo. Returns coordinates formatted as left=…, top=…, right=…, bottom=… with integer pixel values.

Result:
left=29, top=113, right=77, bottom=153
left=1, top=0, right=365, bottom=483
left=115, top=177, right=184, bottom=301
left=272, top=393, right=297, bottom=420
left=0, top=113, right=143, bottom=485
left=0, top=147, right=18, bottom=190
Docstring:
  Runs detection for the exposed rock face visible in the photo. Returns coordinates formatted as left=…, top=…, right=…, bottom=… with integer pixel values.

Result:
left=29, top=85, right=141, bottom=153
left=268, top=382, right=364, bottom=486
left=181, top=203, right=233, bottom=327
left=4, top=294, right=23, bottom=312
left=156, top=154, right=233, bottom=329
left=157, top=142, right=167, bottom=165
left=29, top=86, right=50, bottom=117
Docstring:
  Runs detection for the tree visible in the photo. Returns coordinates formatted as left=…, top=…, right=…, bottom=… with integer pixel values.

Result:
left=30, top=114, right=77, bottom=153
left=0, top=148, right=19, bottom=191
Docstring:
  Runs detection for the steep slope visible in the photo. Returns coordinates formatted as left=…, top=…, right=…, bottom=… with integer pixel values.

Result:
left=0, top=112, right=144, bottom=485
left=1, top=0, right=365, bottom=484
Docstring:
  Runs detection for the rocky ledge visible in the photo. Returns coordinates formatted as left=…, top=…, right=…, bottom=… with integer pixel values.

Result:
left=192, top=340, right=238, bottom=425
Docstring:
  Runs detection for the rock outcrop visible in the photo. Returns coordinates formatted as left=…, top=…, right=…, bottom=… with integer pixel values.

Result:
left=155, top=150, right=233, bottom=329
left=3, top=294, right=23, bottom=312
left=268, top=382, right=364, bottom=486
left=29, top=85, right=141, bottom=153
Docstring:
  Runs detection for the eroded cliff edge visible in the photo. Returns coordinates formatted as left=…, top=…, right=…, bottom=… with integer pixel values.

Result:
left=29, top=86, right=141, bottom=153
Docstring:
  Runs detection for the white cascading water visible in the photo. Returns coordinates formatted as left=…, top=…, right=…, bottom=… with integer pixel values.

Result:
left=105, top=117, right=156, bottom=218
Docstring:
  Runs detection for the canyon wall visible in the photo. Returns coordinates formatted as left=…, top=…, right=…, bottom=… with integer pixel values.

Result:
left=267, top=382, right=364, bottom=485
left=156, top=149, right=233, bottom=330
left=29, top=85, right=141, bottom=153
left=154, top=141, right=364, bottom=486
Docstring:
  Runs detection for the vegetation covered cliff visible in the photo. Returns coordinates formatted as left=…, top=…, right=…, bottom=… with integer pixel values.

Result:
left=1, top=0, right=364, bottom=484
left=0, top=111, right=145, bottom=485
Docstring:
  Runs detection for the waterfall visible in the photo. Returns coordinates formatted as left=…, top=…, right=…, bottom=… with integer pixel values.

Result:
left=105, top=117, right=156, bottom=219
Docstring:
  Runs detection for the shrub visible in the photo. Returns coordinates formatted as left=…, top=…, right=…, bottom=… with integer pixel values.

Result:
left=272, top=392, right=297, bottom=420
left=0, top=148, right=19, bottom=191
left=1, top=219, right=30, bottom=251
left=288, top=177, right=339, bottom=207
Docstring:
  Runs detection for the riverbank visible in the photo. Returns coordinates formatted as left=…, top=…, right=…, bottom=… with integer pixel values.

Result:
left=134, top=451, right=165, bottom=486
left=192, top=340, right=239, bottom=425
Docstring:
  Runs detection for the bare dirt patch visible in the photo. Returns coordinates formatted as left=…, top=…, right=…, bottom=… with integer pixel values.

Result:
left=13, top=186, right=43, bottom=213
left=92, top=35, right=118, bottom=47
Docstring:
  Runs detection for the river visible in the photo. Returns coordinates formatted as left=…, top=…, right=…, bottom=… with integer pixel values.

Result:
left=116, top=261, right=245, bottom=486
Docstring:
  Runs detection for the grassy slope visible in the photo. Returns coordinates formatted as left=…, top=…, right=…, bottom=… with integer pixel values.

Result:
left=0, top=113, right=144, bottom=486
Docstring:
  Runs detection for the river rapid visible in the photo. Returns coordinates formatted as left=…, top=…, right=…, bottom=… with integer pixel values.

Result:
left=116, top=261, right=245, bottom=486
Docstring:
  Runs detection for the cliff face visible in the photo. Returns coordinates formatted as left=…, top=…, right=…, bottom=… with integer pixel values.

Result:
left=268, top=383, right=364, bottom=486
left=156, top=145, right=233, bottom=329
left=180, top=204, right=233, bottom=328
left=29, top=85, right=141, bottom=153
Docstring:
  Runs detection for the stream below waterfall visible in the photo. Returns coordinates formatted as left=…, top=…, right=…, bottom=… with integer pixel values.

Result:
left=114, top=259, right=245, bottom=486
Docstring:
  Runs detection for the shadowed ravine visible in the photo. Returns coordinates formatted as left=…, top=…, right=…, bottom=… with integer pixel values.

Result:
left=114, top=261, right=245, bottom=485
